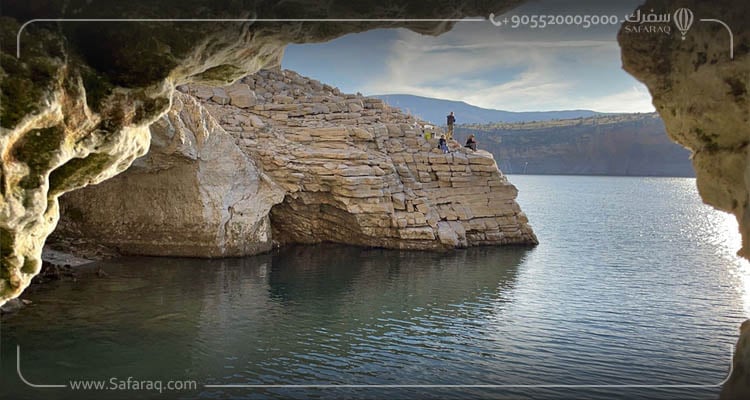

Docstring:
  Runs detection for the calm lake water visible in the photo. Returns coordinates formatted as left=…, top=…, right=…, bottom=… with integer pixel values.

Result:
left=2, top=175, right=748, bottom=400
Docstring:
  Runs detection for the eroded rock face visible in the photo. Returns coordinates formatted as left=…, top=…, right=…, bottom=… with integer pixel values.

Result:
left=619, top=0, right=750, bottom=255
left=618, top=1, right=750, bottom=397
left=4, top=0, right=748, bottom=393
left=56, top=92, right=285, bottom=256
left=56, top=69, right=537, bottom=254
left=0, top=0, right=523, bottom=305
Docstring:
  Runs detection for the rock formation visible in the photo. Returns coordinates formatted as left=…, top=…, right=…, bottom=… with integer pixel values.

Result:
left=618, top=1, right=749, bottom=398
left=3, top=0, right=750, bottom=395
left=55, top=69, right=537, bottom=255
left=0, top=0, right=523, bottom=305
left=620, top=0, right=749, bottom=254
left=457, top=113, right=695, bottom=177
left=55, top=91, right=285, bottom=257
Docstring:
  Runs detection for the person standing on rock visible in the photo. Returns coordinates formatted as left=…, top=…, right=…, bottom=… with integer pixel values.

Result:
left=446, top=111, right=456, bottom=140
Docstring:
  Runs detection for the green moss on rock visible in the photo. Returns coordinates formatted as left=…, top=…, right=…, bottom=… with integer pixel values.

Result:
left=20, top=257, right=39, bottom=274
left=0, top=18, right=64, bottom=129
left=65, top=23, right=188, bottom=88
left=79, top=66, right=114, bottom=113
left=192, top=64, right=245, bottom=83
left=10, top=127, right=67, bottom=173
left=48, top=153, right=113, bottom=195
left=0, top=228, right=14, bottom=258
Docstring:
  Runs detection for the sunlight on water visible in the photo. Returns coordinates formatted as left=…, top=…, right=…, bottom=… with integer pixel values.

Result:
left=711, top=211, right=750, bottom=317
left=2, top=176, right=748, bottom=400
left=738, top=264, right=750, bottom=317
left=686, top=196, right=750, bottom=318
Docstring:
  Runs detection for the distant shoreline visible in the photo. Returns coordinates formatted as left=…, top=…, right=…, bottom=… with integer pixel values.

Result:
left=505, top=173, right=695, bottom=178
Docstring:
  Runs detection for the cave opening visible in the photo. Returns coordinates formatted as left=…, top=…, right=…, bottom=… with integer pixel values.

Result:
left=269, top=193, right=368, bottom=247
left=3, top=0, right=750, bottom=397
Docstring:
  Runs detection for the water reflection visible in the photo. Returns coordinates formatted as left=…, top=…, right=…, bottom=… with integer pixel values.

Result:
left=709, top=211, right=750, bottom=317
left=4, top=176, right=748, bottom=400
left=1, top=245, right=529, bottom=400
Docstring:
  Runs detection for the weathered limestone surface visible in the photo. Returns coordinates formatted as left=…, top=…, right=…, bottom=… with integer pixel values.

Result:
left=4, top=0, right=750, bottom=393
left=620, top=0, right=750, bottom=256
left=57, top=92, right=285, bottom=256
left=57, top=69, right=537, bottom=254
left=618, top=1, right=750, bottom=398
left=0, top=0, right=524, bottom=305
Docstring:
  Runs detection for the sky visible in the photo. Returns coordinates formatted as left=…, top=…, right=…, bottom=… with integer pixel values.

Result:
left=282, top=0, right=655, bottom=113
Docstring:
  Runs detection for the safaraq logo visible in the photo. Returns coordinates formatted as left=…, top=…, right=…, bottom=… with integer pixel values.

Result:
left=673, top=8, right=694, bottom=40
left=622, top=7, right=694, bottom=38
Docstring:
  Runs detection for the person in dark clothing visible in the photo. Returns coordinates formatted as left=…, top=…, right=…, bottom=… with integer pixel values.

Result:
left=465, top=134, right=477, bottom=151
left=446, top=112, right=456, bottom=140
left=438, top=134, right=449, bottom=153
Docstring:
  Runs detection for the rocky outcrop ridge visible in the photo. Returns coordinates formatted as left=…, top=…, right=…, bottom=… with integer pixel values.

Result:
left=3, top=0, right=749, bottom=394
left=458, top=113, right=694, bottom=177
left=55, top=69, right=537, bottom=254
left=0, top=0, right=524, bottom=305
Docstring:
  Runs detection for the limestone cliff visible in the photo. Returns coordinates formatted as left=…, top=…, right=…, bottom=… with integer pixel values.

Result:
left=55, top=69, right=537, bottom=255
left=457, top=113, right=695, bottom=177
left=3, top=0, right=750, bottom=395
left=55, top=92, right=285, bottom=257
left=0, top=0, right=524, bottom=305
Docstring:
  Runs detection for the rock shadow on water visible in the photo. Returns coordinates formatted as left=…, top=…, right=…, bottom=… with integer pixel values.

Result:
left=1, top=244, right=532, bottom=399
left=267, top=244, right=531, bottom=309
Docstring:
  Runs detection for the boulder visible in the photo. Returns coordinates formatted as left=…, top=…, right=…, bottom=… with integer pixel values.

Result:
left=226, top=83, right=257, bottom=108
left=211, top=88, right=231, bottom=105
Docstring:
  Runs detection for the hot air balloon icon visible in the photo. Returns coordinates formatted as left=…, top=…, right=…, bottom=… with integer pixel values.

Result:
left=673, top=8, right=694, bottom=40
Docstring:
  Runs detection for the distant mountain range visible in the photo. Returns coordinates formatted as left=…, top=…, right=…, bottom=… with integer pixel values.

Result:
left=455, top=113, right=695, bottom=177
left=371, top=94, right=692, bottom=177
left=372, top=94, right=601, bottom=125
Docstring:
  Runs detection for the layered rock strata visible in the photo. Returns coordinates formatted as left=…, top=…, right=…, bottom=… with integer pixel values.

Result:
left=3, top=0, right=750, bottom=395
left=0, top=0, right=523, bottom=304
left=56, top=69, right=537, bottom=255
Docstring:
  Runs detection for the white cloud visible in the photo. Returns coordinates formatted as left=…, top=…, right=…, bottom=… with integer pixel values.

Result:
left=579, top=86, right=655, bottom=113
left=362, top=22, right=655, bottom=113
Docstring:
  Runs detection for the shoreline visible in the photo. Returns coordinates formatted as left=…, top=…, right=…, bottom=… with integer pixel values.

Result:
left=505, top=173, right=696, bottom=178
left=0, top=247, right=96, bottom=316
